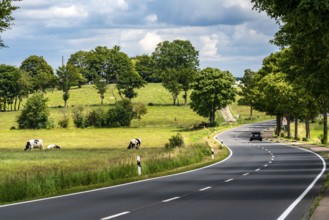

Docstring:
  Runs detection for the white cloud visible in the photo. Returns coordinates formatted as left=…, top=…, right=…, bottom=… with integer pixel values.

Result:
left=139, top=32, right=162, bottom=53
left=23, top=5, right=88, bottom=19
left=200, top=35, right=218, bottom=58
left=89, top=0, right=129, bottom=14
left=223, top=0, right=253, bottom=9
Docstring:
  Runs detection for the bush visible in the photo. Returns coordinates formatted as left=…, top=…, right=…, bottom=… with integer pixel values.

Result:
left=165, top=133, right=184, bottom=150
left=58, top=109, right=70, bottom=128
left=105, top=100, right=133, bottom=127
left=72, top=105, right=85, bottom=128
left=17, top=93, right=52, bottom=129
left=86, top=108, right=107, bottom=128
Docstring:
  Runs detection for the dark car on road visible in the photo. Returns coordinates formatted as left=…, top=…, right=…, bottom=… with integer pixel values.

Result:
left=250, top=131, right=262, bottom=141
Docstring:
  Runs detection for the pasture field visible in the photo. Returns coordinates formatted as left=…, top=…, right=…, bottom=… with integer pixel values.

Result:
left=0, top=83, right=277, bottom=204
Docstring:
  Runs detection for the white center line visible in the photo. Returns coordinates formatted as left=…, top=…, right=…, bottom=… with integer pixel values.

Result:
left=243, top=173, right=250, bottom=176
left=101, top=211, right=130, bottom=220
left=162, top=197, right=180, bottom=203
left=255, top=168, right=261, bottom=171
left=199, top=186, right=212, bottom=191
left=264, top=164, right=268, bottom=167
left=225, top=178, right=234, bottom=183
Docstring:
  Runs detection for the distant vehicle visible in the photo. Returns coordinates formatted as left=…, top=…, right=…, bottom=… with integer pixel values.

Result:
left=250, top=131, right=262, bottom=141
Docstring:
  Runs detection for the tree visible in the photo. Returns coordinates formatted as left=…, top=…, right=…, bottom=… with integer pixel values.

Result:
left=153, top=40, right=199, bottom=105
left=0, top=0, right=20, bottom=48
left=190, top=68, right=236, bottom=125
left=161, top=68, right=182, bottom=105
left=252, top=0, right=329, bottom=143
left=67, top=50, right=93, bottom=84
left=17, top=93, right=52, bottom=129
left=20, top=55, right=57, bottom=92
left=87, top=46, right=145, bottom=100
left=94, top=75, right=108, bottom=105
left=0, top=64, right=31, bottom=111
left=238, top=69, right=258, bottom=120
left=56, top=64, right=85, bottom=107
left=133, top=54, right=160, bottom=83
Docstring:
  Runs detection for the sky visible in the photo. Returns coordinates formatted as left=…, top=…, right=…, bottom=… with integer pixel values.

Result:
left=0, top=0, right=279, bottom=77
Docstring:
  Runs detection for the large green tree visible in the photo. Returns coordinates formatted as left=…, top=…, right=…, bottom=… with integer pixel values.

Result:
left=20, top=55, right=57, bottom=92
left=0, top=0, right=20, bottom=48
left=0, top=64, right=31, bottom=111
left=153, top=40, right=199, bottom=105
left=252, top=0, right=329, bottom=143
left=67, top=50, right=93, bottom=84
left=190, top=67, right=236, bottom=125
left=87, top=46, right=145, bottom=100
left=133, top=54, right=160, bottom=83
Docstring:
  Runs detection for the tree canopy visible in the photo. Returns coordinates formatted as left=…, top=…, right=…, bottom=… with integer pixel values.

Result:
left=153, top=40, right=199, bottom=105
left=0, top=0, right=20, bottom=48
left=190, top=67, right=236, bottom=125
left=252, top=0, right=329, bottom=143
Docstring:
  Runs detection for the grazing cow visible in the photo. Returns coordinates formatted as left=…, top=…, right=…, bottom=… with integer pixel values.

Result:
left=47, top=144, right=61, bottom=149
left=24, top=139, right=44, bottom=151
left=127, top=138, right=141, bottom=150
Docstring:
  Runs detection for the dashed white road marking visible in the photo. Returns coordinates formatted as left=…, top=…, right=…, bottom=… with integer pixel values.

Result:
left=225, top=179, right=234, bottom=183
left=264, top=164, right=268, bottom=167
left=255, top=168, right=261, bottom=172
left=162, top=197, right=180, bottom=203
left=101, top=211, right=130, bottom=220
left=243, top=173, right=250, bottom=176
left=199, top=186, right=212, bottom=191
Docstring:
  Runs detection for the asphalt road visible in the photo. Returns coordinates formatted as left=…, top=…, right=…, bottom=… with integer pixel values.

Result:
left=0, top=121, right=326, bottom=220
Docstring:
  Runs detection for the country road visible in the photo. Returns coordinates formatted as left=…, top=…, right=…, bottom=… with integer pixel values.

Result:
left=0, top=121, right=326, bottom=220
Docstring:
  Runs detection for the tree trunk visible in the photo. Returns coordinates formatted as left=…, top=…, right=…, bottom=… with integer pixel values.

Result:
left=294, top=119, right=298, bottom=140
left=305, top=116, right=310, bottom=139
left=276, top=115, right=282, bottom=136
left=323, top=110, right=328, bottom=144
left=250, top=105, right=253, bottom=120
left=183, top=91, right=188, bottom=106
left=287, top=115, right=291, bottom=139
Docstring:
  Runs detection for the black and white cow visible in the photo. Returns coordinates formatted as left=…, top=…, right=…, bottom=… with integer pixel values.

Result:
left=127, top=138, right=142, bottom=150
left=24, top=139, right=44, bottom=151
left=47, top=144, right=62, bottom=149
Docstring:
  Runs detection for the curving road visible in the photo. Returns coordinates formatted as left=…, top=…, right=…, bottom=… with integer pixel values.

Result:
left=0, top=121, right=326, bottom=220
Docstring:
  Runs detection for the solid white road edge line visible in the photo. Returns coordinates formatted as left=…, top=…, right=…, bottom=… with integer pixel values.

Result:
left=100, top=211, right=130, bottom=220
left=162, top=197, right=180, bottom=203
left=277, top=145, right=327, bottom=220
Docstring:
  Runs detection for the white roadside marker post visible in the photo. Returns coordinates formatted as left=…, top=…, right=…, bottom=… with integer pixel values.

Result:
left=137, top=156, right=142, bottom=176
left=211, top=148, right=214, bottom=160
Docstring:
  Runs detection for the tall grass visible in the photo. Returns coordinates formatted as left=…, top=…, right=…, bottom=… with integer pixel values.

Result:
left=0, top=144, right=229, bottom=204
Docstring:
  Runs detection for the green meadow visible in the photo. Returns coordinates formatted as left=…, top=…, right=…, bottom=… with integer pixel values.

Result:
left=0, top=83, right=277, bottom=204
left=0, top=83, right=236, bottom=204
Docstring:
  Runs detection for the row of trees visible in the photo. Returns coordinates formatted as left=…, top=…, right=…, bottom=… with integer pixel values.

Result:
left=247, top=0, right=329, bottom=143
left=239, top=49, right=319, bottom=141
left=0, top=40, right=200, bottom=111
